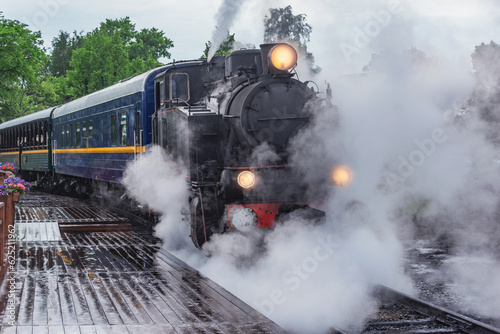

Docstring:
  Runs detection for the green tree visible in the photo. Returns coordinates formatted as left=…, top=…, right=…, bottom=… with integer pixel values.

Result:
left=0, top=13, right=48, bottom=121
left=130, top=27, right=174, bottom=61
left=201, top=33, right=235, bottom=59
left=263, top=6, right=320, bottom=75
left=48, top=30, right=84, bottom=77
left=98, top=17, right=173, bottom=63
left=67, top=30, right=129, bottom=96
left=66, top=17, right=173, bottom=97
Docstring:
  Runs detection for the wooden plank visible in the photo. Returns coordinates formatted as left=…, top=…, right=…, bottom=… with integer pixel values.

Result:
left=45, top=248, right=55, bottom=271
left=17, top=274, right=35, bottom=325
left=167, top=270, right=251, bottom=328
left=98, top=274, right=141, bottom=325
left=40, top=223, right=49, bottom=241
left=47, top=325, right=65, bottom=334
left=125, top=324, right=178, bottom=334
left=59, top=246, right=107, bottom=325
left=166, top=265, right=284, bottom=333
left=57, top=276, right=78, bottom=326
left=31, top=326, right=49, bottom=334
left=111, top=246, right=145, bottom=272
left=128, top=274, right=184, bottom=329
left=67, top=275, right=94, bottom=325
left=46, top=274, right=63, bottom=325
left=29, top=223, right=38, bottom=241
left=46, top=223, right=62, bottom=241
left=154, top=251, right=189, bottom=273
left=159, top=270, right=244, bottom=331
left=17, top=246, right=29, bottom=274
left=52, top=247, right=68, bottom=275
left=75, top=272, right=109, bottom=325
left=79, top=325, right=98, bottom=334
left=63, top=325, right=82, bottom=334
left=1, top=326, right=17, bottom=334
left=59, top=224, right=132, bottom=233
left=138, top=271, right=199, bottom=325
left=109, top=273, right=168, bottom=326
left=100, top=246, right=136, bottom=273
left=1, top=271, right=24, bottom=328
left=93, top=324, right=130, bottom=334
left=83, top=272, right=123, bottom=325
left=193, top=272, right=273, bottom=323
left=16, top=326, right=34, bottom=334
left=16, top=223, right=27, bottom=242
left=33, top=273, right=49, bottom=326
left=147, top=270, right=213, bottom=324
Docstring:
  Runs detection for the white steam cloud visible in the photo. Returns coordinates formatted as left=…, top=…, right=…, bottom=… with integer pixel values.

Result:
left=207, top=0, right=248, bottom=62
left=122, top=147, right=191, bottom=250
left=122, top=1, right=500, bottom=332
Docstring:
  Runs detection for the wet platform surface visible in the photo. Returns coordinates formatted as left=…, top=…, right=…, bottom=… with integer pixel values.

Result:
left=14, top=193, right=131, bottom=233
left=0, top=193, right=285, bottom=333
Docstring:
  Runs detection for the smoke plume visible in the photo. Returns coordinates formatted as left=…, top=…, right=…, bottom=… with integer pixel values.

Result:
left=207, top=0, right=248, bottom=62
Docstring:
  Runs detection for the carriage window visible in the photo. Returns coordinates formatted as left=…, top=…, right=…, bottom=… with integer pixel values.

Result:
left=61, top=126, right=65, bottom=148
left=70, top=124, right=74, bottom=147
left=120, top=113, right=127, bottom=146
left=76, top=123, right=81, bottom=147
left=66, top=126, right=70, bottom=148
left=82, top=121, right=87, bottom=138
left=170, top=73, right=189, bottom=102
left=111, top=114, right=117, bottom=146
left=89, top=119, right=93, bottom=137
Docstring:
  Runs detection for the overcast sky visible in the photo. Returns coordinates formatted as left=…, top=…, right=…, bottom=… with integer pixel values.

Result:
left=2, top=0, right=500, bottom=75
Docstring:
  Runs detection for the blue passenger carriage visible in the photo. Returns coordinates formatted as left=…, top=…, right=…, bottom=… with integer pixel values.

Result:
left=51, top=66, right=168, bottom=189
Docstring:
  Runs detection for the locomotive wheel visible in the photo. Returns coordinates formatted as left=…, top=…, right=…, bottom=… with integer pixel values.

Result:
left=189, top=190, right=221, bottom=249
left=189, top=195, right=205, bottom=249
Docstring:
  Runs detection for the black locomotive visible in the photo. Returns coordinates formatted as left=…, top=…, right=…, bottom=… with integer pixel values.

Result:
left=0, top=43, right=339, bottom=249
left=153, top=43, right=334, bottom=248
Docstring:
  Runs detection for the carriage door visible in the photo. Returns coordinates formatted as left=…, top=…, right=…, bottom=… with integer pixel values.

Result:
left=134, top=102, right=142, bottom=160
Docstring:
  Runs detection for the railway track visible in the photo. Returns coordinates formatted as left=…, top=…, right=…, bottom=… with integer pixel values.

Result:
left=333, top=285, right=500, bottom=334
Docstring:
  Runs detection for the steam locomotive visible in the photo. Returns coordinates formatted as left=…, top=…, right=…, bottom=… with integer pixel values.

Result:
left=0, top=43, right=345, bottom=248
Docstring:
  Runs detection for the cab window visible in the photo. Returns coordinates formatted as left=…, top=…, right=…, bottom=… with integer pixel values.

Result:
left=170, top=73, right=189, bottom=102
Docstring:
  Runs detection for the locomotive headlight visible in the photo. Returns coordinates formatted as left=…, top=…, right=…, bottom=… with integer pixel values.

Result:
left=331, top=166, right=352, bottom=187
left=237, top=171, right=257, bottom=189
left=270, top=44, right=298, bottom=71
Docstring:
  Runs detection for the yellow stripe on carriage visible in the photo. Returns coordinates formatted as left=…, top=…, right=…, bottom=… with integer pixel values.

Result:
left=53, top=146, right=146, bottom=154
left=21, top=150, right=49, bottom=154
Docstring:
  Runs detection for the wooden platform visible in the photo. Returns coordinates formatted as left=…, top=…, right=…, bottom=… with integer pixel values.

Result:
left=0, top=194, right=286, bottom=333
left=15, top=192, right=132, bottom=232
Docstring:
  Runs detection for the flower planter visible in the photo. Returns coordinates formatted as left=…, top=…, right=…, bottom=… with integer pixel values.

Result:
left=12, top=192, right=20, bottom=203
left=0, top=176, right=31, bottom=197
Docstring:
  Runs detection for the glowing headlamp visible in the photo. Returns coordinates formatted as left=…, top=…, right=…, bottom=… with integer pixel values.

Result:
left=237, top=171, right=257, bottom=189
left=269, top=44, right=297, bottom=71
left=331, top=166, right=352, bottom=187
